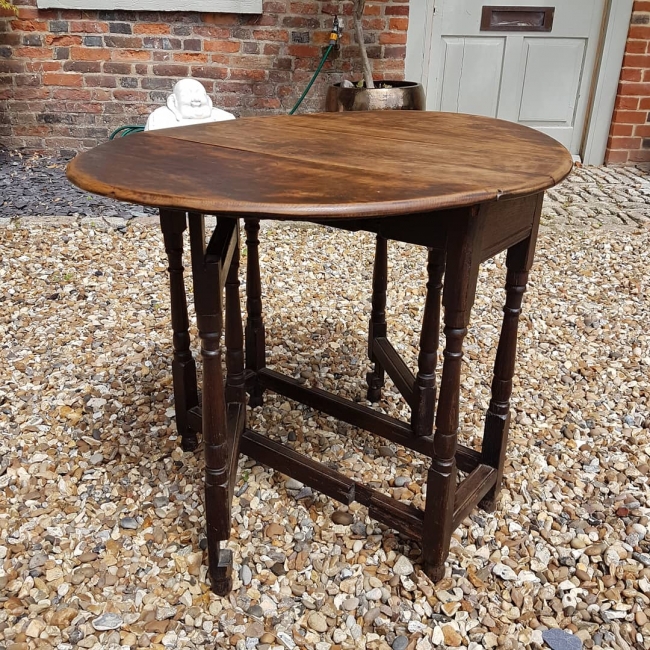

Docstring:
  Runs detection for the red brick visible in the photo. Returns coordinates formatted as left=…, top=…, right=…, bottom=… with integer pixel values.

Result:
left=621, top=68, right=643, bottom=82
left=69, top=21, right=109, bottom=34
left=111, top=50, right=151, bottom=61
left=628, top=25, right=650, bottom=39
left=113, top=89, right=148, bottom=102
left=52, top=88, right=92, bottom=100
left=133, top=23, right=171, bottom=35
left=152, top=63, right=189, bottom=76
left=613, top=109, right=648, bottom=123
left=385, top=5, right=409, bottom=15
left=202, top=13, right=240, bottom=26
left=623, top=53, right=650, bottom=68
left=204, top=40, right=240, bottom=53
left=70, top=46, right=111, bottom=61
left=630, top=148, right=650, bottom=161
left=389, top=17, right=409, bottom=30
left=229, top=68, right=267, bottom=81
left=640, top=97, right=650, bottom=109
left=26, top=61, right=60, bottom=72
left=634, top=124, right=650, bottom=136
left=611, top=123, right=634, bottom=136
left=618, top=82, right=650, bottom=96
left=608, top=135, right=642, bottom=149
left=379, top=32, right=406, bottom=44
left=289, top=2, right=318, bottom=14
left=605, top=150, right=630, bottom=165
left=288, top=44, right=320, bottom=57
left=634, top=1, right=650, bottom=10
left=45, top=35, right=82, bottom=46
left=14, top=47, right=54, bottom=59
left=252, top=29, right=289, bottom=41
left=173, top=52, right=209, bottom=63
left=11, top=19, right=48, bottom=32
left=43, top=73, right=82, bottom=87
left=615, top=95, right=640, bottom=110
left=625, top=39, right=648, bottom=54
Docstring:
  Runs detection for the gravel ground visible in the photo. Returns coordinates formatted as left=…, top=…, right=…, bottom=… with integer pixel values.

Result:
left=1, top=199, right=650, bottom=650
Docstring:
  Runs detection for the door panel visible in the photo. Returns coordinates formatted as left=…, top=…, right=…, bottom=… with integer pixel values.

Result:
left=518, top=39, right=587, bottom=148
left=440, top=37, right=505, bottom=116
left=424, top=0, right=606, bottom=154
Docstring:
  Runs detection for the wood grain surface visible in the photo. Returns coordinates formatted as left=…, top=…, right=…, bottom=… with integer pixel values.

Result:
left=67, top=112, right=573, bottom=219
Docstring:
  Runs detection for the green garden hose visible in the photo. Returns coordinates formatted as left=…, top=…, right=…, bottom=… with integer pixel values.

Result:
left=109, top=124, right=144, bottom=139
left=289, top=43, right=334, bottom=115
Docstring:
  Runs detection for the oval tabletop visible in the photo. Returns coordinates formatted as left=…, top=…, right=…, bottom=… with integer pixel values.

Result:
left=67, top=111, right=573, bottom=220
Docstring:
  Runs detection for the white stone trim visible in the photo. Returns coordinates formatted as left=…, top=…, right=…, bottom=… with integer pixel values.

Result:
left=36, top=0, right=262, bottom=12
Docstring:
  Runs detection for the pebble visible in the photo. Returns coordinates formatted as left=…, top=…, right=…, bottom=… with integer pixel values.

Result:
left=366, top=587, right=382, bottom=600
left=240, top=564, right=253, bottom=586
left=542, top=628, right=583, bottom=650
left=307, top=612, right=328, bottom=633
left=634, top=552, right=650, bottom=567
left=393, top=555, right=414, bottom=576
left=245, top=622, right=265, bottom=638
left=331, top=510, right=354, bottom=525
left=493, top=563, right=517, bottom=581
left=392, top=636, right=409, bottom=650
left=342, top=596, right=359, bottom=611
left=442, top=625, right=463, bottom=647
left=119, top=517, right=138, bottom=530
left=91, top=613, right=123, bottom=631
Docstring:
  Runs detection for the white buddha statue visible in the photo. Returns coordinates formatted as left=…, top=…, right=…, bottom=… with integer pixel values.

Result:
left=144, top=78, right=235, bottom=131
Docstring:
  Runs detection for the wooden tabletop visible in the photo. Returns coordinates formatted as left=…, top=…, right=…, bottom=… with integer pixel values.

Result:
left=67, top=112, right=573, bottom=220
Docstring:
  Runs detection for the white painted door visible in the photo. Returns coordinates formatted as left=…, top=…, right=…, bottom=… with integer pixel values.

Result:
left=422, top=0, right=606, bottom=154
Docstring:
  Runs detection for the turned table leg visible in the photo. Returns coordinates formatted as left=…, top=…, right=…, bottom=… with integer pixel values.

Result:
left=480, top=211, right=540, bottom=511
left=225, top=226, right=246, bottom=407
left=412, top=248, right=445, bottom=436
left=160, top=209, right=199, bottom=452
left=244, top=218, right=266, bottom=407
left=367, top=235, right=388, bottom=402
left=188, top=213, right=234, bottom=595
left=422, top=213, right=484, bottom=582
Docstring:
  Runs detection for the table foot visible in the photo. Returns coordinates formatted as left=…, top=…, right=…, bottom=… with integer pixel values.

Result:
left=366, top=372, right=383, bottom=403
left=248, top=391, right=264, bottom=408
left=210, top=548, right=233, bottom=596
left=180, top=431, right=199, bottom=452
left=423, top=561, right=446, bottom=583
left=479, top=497, right=497, bottom=513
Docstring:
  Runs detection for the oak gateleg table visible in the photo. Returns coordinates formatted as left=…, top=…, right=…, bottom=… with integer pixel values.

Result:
left=67, top=111, right=573, bottom=595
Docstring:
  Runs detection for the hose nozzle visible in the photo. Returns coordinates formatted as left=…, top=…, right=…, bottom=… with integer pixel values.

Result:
left=329, top=15, right=341, bottom=46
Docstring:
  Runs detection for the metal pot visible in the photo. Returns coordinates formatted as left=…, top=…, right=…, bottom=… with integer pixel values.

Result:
left=325, top=80, right=426, bottom=112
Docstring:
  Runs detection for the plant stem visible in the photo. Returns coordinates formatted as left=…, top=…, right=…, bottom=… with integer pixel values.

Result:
left=353, top=13, right=375, bottom=89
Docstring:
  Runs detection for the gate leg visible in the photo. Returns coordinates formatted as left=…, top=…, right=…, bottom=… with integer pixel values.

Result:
left=244, top=218, right=266, bottom=408
left=367, top=235, right=388, bottom=402
left=160, top=209, right=199, bottom=452
left=422, top=212, right=484, bottom=582
left=412, top=248, right=445, bottom=437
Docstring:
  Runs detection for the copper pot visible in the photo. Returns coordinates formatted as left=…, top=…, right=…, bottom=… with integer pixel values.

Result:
left=325, top=80, right=426, bottom=112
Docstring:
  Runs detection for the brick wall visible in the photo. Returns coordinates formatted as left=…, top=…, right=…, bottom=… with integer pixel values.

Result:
left=606, top=0, right=650, bottom=164
left=0, top=0, right=408, bottom=155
